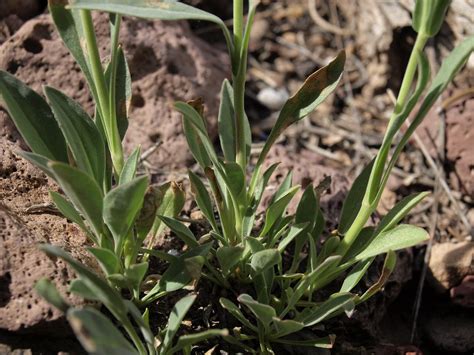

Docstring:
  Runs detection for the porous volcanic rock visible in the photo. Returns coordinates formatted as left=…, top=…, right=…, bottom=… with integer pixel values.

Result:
left=0, top=138, right=95, bottom=333
left=0, top=13, right=229, bottom=172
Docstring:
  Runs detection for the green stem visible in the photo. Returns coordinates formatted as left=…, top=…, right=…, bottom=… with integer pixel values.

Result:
left=393, top=33, right=428, bottom=115
left=123, top=319, right=147, bottom=355
left=80, top=10, right=123, bottom=175
left=233, top=0, right=247, bottom=169
left=337, top=33, right=429, bottom=257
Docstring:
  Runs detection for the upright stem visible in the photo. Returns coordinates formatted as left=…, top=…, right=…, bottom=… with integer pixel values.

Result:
left=80, top=10, right=124, bottom=175
left=337, top=33, right=429, bottom=257
left=233, top=0, right=247, bottom=169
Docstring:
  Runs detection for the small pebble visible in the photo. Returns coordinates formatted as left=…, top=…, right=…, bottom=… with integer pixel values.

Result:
left=257, top=87, right=289, bottom=110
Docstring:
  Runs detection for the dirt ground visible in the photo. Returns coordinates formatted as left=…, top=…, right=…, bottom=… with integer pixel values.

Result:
left=0, top=0, right=473, bottom=354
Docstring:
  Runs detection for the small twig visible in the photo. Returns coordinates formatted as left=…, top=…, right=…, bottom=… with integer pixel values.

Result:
left=140, top=140, right=162, bottom=163
left=24, top=202, right=58, bottom=215
left=408, top=120, right=472, bottom=234
left=307, top=0, right=353, bottom=36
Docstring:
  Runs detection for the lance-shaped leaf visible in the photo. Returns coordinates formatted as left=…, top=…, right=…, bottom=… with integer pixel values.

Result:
left=355, top=224, right=429, bottom=261
left=88, top=247, right=120, bottom=275
left=159, top=216, right=199, bottom=248
left=40, top=244, right=127, bottom=319
left=270, top=318, right=304, bottom=339
left=0, top=71, right=67, bottom=162
left=258, top=51, right=345, bottom=164
left=258, top=186, right=299, bottom=238
left=170, top=329, right=229, bottom=354
left=358, top=250, right=397, bottom=302
left=103, top=176, right=148, bottom=249
left=49, top=191, right=90, bottom=237
left=217, top=246, right=244, bottom=276
left=338, top=160, right=373, bottom=235
left=375, top=191, right=430, bottom=235
left=105, top=46, right=131, bottom=140
left=220, top=297, right=258, bottom=332
left=35, top=278, right=69, bottom=313
left=49, top=162, right=104, bottom=237
left=48, top=2, right=98, bottom=102
left=67, top=308, right=138, bottom=355
left=189, top=171, right=218, bottom=231
left=412, top=0, right=451, bottom=37
left=119, top=147, right=141, bottom=185
left=150, top=182, right=186, bottom=242
left=161, top=295, right=196, bottom=354
left=272, top=335, right=335, bottom=349
left=238, top=294, right=276, bottom=333
left=45, top=86, right=105, bottom=184
left=250, top=249, right=281, bottom=276
left=299, top=292, right=354, bottom=326
left=340, top=258, right=374, bottom=293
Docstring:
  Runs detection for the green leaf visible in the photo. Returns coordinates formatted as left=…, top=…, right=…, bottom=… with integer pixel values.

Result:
left=170, top=329, right=228, bottom=354
left=176, top=101, right=217, bottom=168
left=88, top=247, right=120, bottom=275
left=317, top=235, right=340, bottom=265
left=219, top=298, right=258, bottom=332
left=48, top=2, right=98, bottom=102
left=105, top=46, right=131, bottom=140
left=258, top=50, right=345, bottom=164
left=338, top=161, right=373, bottom=235
left=250, top=249, right=281, bottom=276
left=299, top=292, right=354, bottom=326
left=40, top=244, right=127, bottom=319
left=69, top=0, right=231, bottom=43
left=161, top=295, right=196, bottom=354
left=412, top=0, right=451, bottom=37
left=375, top=191, right=429, bottom=235
left=355, top=224, right=429, bottom=261
left=218, top=80, right=252, bottom=162
left=103, top=176, right=148, bottom=249
left=238, top=294, right=276, bottom=333
left=45, top=86, right=105, bottom=184
left=359, top=250, right=397, bottom=302
left=259, top=186, right=299, bottom=238
left=150, top=182, right=186, bottom=243
left=222, top=161, right=246, bottom=199
left=67, top=307, right=138, bottom=355
left=49, top=191, right=90, bottom=237
left=270, top=318, right=304, bottom=339
left=119, top=147, right=141, bottom=185
left=189, top=171, right=218, bottom=231
left=35, top=278, right=69, bottom=313
left=69, top=279, right=100, bottom=301
left=277, top=223, right=308, bottom=253
left=49, top=162, right=104, bottom=237
left=17, top=151, right=54, bottom=178
left=340, top=258, right=374, bottom=293
left=295, top=185, right=318, bottom=230
left=125, top=262, right=149, bottom=291
left=218, top=79, right=237, bottom=162
left=0, top=71, right=67, bottom=162
left=159, top=216, right=199, bottom=248
left=217, top=246, right=244, bottom=276
left=152, top=243, right=212, bottom=294
left=243, top=163, right=279, bottom=237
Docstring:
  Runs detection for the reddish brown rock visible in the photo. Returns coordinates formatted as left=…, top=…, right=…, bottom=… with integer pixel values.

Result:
left=428, top=241, right=473, bottom=291
left=0, top=13, right=229, bottom=171
left=0, top=138, right=95, bottom=333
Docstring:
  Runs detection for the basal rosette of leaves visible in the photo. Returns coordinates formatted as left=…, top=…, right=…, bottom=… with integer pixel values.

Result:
left=0, top=0, right=472, bottom=354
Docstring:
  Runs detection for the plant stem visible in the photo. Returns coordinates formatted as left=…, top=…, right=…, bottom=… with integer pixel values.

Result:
left=337, top=33, right=429, bottom=257
left=233, top=0, right=247, bottom=169
left=123, top=319, right=147, bottom=355
left=393, top=33, right=428, bottom=115
left=80, top=10, right=124, bottom=175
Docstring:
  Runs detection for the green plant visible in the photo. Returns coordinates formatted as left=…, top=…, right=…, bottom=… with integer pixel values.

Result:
left=0, top=1, right=226, bottom=354
left=0, top=0, right=472, bottom=354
